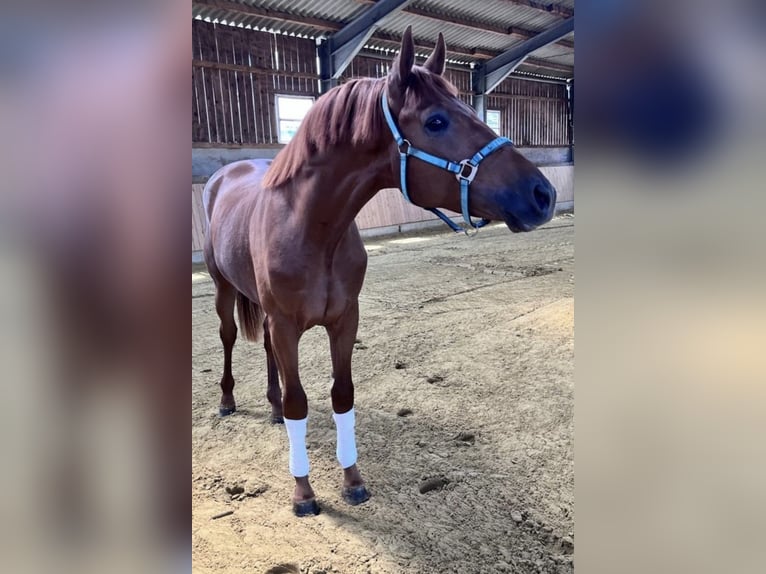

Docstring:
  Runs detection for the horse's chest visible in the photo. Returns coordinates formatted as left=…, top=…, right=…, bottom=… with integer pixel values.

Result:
left=261, top=249, right=365, bottom=327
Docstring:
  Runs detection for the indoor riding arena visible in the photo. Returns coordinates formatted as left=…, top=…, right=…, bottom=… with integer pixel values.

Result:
left=192, top=2, right=574, bottom=573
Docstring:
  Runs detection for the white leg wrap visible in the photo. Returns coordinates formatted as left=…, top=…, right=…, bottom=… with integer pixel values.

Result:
left=283, top=417, right=309, bottom=477
left=333, top=408, right=358, bottom=469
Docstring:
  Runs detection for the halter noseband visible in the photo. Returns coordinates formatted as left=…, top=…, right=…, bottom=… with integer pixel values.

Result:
left=381, top=91, right=513, bottom=234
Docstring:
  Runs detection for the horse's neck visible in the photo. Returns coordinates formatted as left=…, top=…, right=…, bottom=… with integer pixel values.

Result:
left=290, top=146, right=394, bottom=242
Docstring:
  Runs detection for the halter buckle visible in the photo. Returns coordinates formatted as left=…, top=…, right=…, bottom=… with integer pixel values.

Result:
left=461, top=223, right=479, bottom=237
left=456, top=160, right=478, bottom=183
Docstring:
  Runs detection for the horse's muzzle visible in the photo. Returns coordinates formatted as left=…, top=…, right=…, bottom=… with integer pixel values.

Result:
left=499, top=176, right=557, bottom=232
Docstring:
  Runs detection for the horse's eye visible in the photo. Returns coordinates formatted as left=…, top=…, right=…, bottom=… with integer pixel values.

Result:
left=425, top=115, right=449, bottom=133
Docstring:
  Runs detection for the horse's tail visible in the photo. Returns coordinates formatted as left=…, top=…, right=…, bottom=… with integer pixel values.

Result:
left=236, top=292, right=263, bottom=342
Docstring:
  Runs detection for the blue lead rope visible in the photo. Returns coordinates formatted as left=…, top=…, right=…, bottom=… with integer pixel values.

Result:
left=381, top=92, right=513, bottom=233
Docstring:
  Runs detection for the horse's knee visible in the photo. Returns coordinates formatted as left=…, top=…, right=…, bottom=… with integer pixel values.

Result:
left=331, top=379, right=354, bottom=413
left=282, top=387, right=308, bottom=419
left=267, top=385, right=281, bottom=404
left=219, top=323, right=237, bottom=347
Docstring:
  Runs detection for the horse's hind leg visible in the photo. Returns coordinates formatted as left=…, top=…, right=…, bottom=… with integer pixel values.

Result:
left=263, top=316, right=283, bottom=424
left=212, top=276, right=238, bottom=416
left=327, top=301, right=370, bottom=506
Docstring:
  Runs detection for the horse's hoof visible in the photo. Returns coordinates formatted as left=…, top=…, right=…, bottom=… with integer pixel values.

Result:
left=271, top=415, right=285, bottom=425
left=292, top=498, right=320, bottom=517
left=342, top=485, right=371, bottom=506
left=218, top=406, right=236, bottom=417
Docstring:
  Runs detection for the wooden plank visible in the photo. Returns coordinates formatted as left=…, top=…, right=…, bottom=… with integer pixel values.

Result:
left=483, top=93, right=566, bottom=102
left=253, top=31, right=272, bottom=144
left=224, top=28, right=244, bottom=144
left=213, top=29, right=233, bottom=143
left=217, top=26, right=239, bottom=143
left=192, top=66, right=209, bottom=143
left=195, top=20, right=218, bottom=61
left=201, top=24, right=225, bottom=143
left=192, top=23, right=210, bottom=143
left=195, top=23, right=220, bottom=142
left=192, top=142, right=283, bottom=149
left=538, top=165, right=574, bottom=204
left=354, top=188, right=460, bottom=231
left=192, top=184, right=207, bottom=252
left=232, top=27, right=254, bottom=144
left=283, top=34, right=296, bottom=93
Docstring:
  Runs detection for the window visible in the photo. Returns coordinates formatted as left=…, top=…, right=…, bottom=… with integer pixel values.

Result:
left=486, top=110, right=501, bottom=135
left=275, top=95, right=314, bottom=144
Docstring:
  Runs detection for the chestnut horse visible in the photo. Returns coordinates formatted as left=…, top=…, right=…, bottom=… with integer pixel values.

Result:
left=203, top=28, right=556, bottom=516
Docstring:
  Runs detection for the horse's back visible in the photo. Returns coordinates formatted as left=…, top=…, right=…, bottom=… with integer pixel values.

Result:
left=202, top=159, right=271, bottom=224
left=203, top=159, right=272, bottom=299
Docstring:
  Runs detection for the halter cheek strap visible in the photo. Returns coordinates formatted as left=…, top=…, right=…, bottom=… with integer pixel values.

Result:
left=381, top=92, right=513, bottom=233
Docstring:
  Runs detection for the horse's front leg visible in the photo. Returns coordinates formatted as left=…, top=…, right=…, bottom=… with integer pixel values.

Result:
left=327, top=301, right=370, bottom=505
left=267, top=314, right=318, bottom=516
left=262, top=316, right=284, bottom=424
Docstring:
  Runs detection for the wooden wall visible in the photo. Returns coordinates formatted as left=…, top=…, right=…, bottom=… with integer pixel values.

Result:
left=355, top=188, right=455, bottom=230
left=191, top=22, right=570, bottom=148
left=192, top=21, right=319, bottom=146
left=487, top=78, right=569, bottom=146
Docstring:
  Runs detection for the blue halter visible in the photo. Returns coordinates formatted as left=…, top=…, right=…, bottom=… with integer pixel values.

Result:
left=381, top=92, right=513, bottom=233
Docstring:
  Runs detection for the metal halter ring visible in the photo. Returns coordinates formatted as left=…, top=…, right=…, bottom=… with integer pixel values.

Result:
left=461, top=223, right=480, bottom=237
left=456, top=160, right=479, bottom=183
left=398, top=139, right=412, bottom=155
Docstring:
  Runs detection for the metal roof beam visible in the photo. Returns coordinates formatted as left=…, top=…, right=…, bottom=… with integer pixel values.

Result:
left=482, top=16, right=573, bottom=92
left=499, top=1, right=574, bottom=19
left=522, top=56, right=573, bottom=74
left=354, top=1, right=573, bottom=48
left=331, top=0, right=413, bottom=49
left=320, top=0, right=413, bottom=90
left=371, top=32, right=495, bottom=60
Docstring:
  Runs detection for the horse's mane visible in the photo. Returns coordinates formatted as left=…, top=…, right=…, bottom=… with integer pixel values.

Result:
left=262, top=69, right=459, bottom=189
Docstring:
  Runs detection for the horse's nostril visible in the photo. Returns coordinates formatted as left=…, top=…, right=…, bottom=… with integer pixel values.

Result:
left=533, top=184, right=552, bottom=213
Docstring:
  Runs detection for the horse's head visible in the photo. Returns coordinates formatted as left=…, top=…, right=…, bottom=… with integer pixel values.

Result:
left=385, top=28, right=557, bottom=232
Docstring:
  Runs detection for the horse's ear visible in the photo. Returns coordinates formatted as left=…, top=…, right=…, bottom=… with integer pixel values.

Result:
left=388, top=26, right=415, bottom=102
left=423, top=33, right=446, bottom=76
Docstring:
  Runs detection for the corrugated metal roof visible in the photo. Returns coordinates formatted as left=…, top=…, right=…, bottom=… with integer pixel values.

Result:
left=255, top=0, right=367, bottom=23
left=375, top=12, right=521, bottom=53
left=532, top=43, right=573, bottom=60
left=192, top=0, right=574, bottom=79
left=414, top=0, right=563, bottom=31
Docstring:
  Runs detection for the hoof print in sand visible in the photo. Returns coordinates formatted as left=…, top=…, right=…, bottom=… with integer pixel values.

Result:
left=264, top=564, right=299, bottom=574
left=225, top=485, right=245, bottom=496
left=454, top=431, right=475, bottom=444
left=419, top=476, right=450, bottom=494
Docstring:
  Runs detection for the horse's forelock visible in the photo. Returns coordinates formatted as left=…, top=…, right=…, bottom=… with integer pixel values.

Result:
left=405, top=68, right=459, bottom=108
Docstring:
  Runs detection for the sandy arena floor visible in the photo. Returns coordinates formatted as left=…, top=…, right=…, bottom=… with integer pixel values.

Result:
left=192, top=215, right=574, bottom=574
